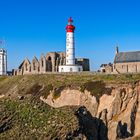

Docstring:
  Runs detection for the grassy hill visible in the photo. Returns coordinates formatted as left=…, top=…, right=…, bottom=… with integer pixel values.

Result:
left=0, top=73, right=140, bottom=140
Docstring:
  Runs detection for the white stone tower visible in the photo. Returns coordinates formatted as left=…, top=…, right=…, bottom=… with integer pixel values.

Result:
left=0, top=48, right=7, bottom=75
left=59, top=17, right=83, bottom=72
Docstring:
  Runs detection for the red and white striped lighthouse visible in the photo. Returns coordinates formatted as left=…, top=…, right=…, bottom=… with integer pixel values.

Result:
left=66, top=17, right=75, bottom=65
left=59, top=17, right=83, bottom=72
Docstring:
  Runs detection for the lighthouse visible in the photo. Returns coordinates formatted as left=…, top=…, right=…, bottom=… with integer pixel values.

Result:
left=59, top=17, right=83, bottom=72
left=66, top=17, right=75, bottom=65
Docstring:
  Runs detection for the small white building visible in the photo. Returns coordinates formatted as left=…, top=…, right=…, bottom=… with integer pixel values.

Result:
left=59, top=17, right=83, bottom=72
left=0, top=49, right=7, bottom=75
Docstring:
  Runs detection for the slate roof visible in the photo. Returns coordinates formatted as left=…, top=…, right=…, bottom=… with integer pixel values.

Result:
left=100, top=63, right=112, bottom=67
left=114, top=51, right=140, bottom=63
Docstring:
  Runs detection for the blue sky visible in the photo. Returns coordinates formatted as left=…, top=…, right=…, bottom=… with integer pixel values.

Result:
left=0, top=0, right=140, bottom=71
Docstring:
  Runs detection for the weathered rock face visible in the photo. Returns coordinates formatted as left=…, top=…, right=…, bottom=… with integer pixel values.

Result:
left=40, top=89, right=98, bottom=116
left=41, top=82, right=140, bottom=140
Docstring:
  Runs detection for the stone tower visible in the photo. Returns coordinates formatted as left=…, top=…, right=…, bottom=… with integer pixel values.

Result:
left=0, top=48, right=7, bottom=75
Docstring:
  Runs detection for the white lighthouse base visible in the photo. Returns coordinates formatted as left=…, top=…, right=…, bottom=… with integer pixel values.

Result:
left=59, top=65, right=83, bottom=72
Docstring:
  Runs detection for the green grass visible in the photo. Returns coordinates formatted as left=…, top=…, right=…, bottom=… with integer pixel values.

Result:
left=0, top=73, right=139, bottom=100
left=0, top=99, right=78, bottom=140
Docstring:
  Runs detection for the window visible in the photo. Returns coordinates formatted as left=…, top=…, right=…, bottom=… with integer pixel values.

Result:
left=61, top=68, right=64, bottom=72
left=70, top=68, right=73, bottom=72
left=42, top=60, right=44, bottom=67
left=102, top=69, right=105, bottom=73
left=25, top=63, right=28, bottom=71
left=29, top=66, right=31, bottom=72
left=33, top=62, right=36, bottom=70
left=78, top=68, right=81, bottom=71
left=15, top=71, right=17, bottom=75
left=48, top=56, right=51, bottom=61
left=136, top=65, right=137, bottom=72
left=127, top=65, right=128, bottom=72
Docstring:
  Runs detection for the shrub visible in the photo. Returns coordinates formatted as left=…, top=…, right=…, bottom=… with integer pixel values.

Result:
left=80, top=81, right=112, bottom=101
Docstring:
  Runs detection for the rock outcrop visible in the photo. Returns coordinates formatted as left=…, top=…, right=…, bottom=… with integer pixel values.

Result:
left=41, top=82, right=140, bottom=140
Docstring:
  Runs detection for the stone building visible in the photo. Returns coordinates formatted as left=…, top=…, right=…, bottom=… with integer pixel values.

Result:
left=13, top=52, right=90, bottom=75
left=100, top=63, right=113, bottom=73
left=113, top=47, right=140, bottom=73
left=75, top=58, right=90, bottom=71
left=100, top=47, right=140, bottom=74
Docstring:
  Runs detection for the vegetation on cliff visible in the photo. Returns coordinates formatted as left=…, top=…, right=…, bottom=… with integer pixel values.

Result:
left=0, top=98, right=79, bottom=140
left=0, top=73, right=140, bottom=139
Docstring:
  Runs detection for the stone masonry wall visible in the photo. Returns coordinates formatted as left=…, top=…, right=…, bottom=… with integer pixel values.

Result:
left=114, top=62, right=140, bottom=73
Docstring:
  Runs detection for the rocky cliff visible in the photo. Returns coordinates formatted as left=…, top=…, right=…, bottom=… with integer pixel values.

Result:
left=0, top=74, right=140, bottom=140
left=40, top=81, right=140, bottom=140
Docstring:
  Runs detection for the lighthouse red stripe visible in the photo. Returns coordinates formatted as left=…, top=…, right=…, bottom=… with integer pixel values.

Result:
left=66, top=30, right=74, bottom=32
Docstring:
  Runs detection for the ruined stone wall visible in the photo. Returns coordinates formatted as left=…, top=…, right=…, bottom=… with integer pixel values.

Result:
left=22, top=64, right=31, bottom=75
left=31, top=58, right=39, bottom=74
left=39, top=56, right=47, bottom=74
left=13, top=52, right=90, bottom=75
left=45, top=52, right=66, bottom=72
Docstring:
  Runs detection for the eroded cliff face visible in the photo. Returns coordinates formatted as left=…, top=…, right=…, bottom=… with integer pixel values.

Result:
left=1, top=75, right=140, bottom=140
left=40, top=82, right=140, bottom=140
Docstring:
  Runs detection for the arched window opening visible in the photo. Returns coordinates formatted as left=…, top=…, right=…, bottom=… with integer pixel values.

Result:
left=33, top=62, right=36, bottom=70
left=42, top=60, right=44, bottom=67
left=46, top=56, right=52, bottom=72
left=25, top=63, right=28, bottom=71
left=29, top=66, right=31, bottom=72
left=48, top=56, right=51, bottom=61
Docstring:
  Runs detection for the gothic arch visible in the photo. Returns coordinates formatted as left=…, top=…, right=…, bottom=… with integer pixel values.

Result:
left=48, top=56, right=52, bottom=61
left=46, top=56, right=52, bottom=72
